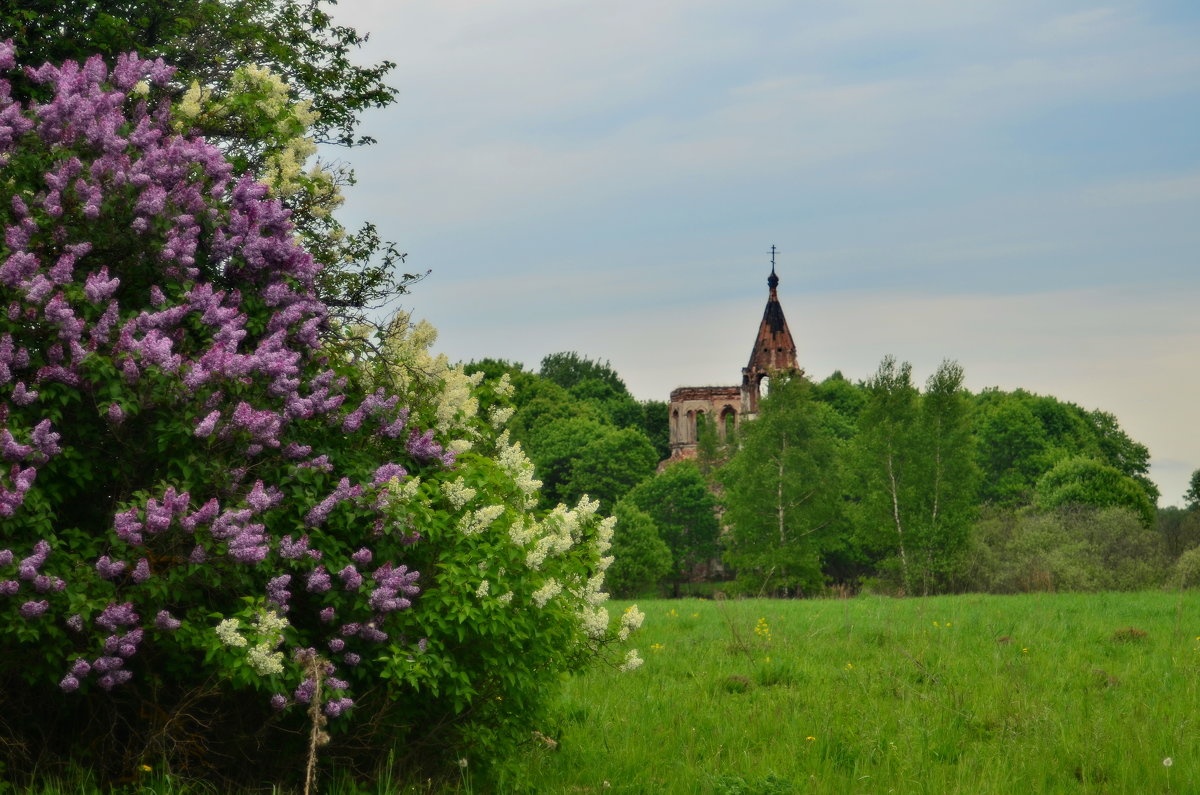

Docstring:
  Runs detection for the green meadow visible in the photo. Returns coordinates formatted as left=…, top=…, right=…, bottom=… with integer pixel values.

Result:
left=516, top=592, right=1200, bottom=794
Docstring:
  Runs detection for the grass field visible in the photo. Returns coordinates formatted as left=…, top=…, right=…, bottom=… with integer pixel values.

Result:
left=514, top=592, right=1200, bottom=794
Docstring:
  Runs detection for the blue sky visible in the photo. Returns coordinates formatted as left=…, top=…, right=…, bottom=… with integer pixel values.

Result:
left=326, top=0, right=1200, bottom=505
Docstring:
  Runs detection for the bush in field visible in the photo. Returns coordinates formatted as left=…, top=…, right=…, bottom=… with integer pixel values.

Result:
left=0, top=46, right=634, bottom=786
left=958, top=506, right=1166, bottom=593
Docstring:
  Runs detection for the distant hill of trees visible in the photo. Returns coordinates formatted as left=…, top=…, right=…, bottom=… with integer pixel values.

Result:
left=468, top=353, right=1200, bottom=597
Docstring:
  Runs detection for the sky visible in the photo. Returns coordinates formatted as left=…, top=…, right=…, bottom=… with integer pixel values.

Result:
left=323, top=0, right=1200, bottom=506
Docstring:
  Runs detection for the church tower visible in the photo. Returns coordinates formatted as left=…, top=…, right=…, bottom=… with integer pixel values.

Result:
left=740, top=251, right=800, bottom=417
left=666, top=248, right=802, bottom=460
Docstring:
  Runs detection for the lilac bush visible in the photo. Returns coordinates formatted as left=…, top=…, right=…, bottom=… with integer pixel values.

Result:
left=0, top=44, right=634, bottom=786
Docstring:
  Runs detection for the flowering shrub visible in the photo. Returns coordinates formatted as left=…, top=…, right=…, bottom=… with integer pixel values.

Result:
left=0, top=44, right=634, bottom=787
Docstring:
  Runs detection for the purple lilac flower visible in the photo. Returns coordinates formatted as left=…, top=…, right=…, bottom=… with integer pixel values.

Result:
left=270, top=694, right=288, bottom=711
left=155, top=610, right=181, bottom=631
left=0, top=580, right=19, bottom=595
left=0, top=549, right=11, bottom=566
left=71, top=658, right=91, bottom=678
left=96, top=602, right=138, bottom=631
left=66, top=614, right=83, bottom=631
left=132, top=557, right=150, bottom=583
left=10, top=382, right=36, bottom=406
left=106, top=403, right=124, bottom=424
left=359, top=624, right=388, bottom=644
left=96, top=555, right=126, bottom=579
left=113, top=508, right=143, bottom=545
left=343, top=652, right=361, bottom=666
left=306, top=566, right=331, bottom=593
left=324, top=697, right=354, bottom=718
left=294, top=679, right=316, bottom=704
left=279, top=535, right=309, bottom=559
left=266, top=574, right=291, bottom=608
left=339, top=565, right=362, bottom=591
left=194, top=410, right=220, bottom=438
left=20, top=600, right=49, bottom=618
left=327, top=677, right=349, bottom=691
left=319, top=607, right=335, bottom=622
left=350, top=548, right=373, bottom=566
left=406, top=429, right=443, bottom=462
left=60, top=675, right=80, bottom=693
left=188, top=545, right=207, bottom=564
left=371, top=463, right=406, bottom=486
left=328, top=638, right=345, bottom=653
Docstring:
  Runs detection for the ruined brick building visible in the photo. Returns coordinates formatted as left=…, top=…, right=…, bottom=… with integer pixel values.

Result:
left=668, top=258, right=802, bottom=459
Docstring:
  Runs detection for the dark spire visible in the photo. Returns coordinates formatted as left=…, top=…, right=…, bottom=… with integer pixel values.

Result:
left=768, top=244, right=779, bottom=290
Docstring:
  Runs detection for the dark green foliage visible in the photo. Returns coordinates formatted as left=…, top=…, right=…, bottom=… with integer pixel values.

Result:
left=524, top=417, right=609, bottom=506
left=812, top=370, right=867, bottom=431
left=626, top=461, right=721, bottom=593
left=721, top=376, right=843, bottom=596
left=1035, top=456, right=1156, bottom=528
left=564, top=427, right=659, bottom=513
left=539, top=352, right=627, bottom=395
left=605, top=500, right=672, bottom=596
left=1156, top=506, right=1200, bottom=559
left=973, top=389, right=1156, bottom=508
left=1186, top=469, right=1200, bottom=510
left=640, top=399, right=670, bottom=460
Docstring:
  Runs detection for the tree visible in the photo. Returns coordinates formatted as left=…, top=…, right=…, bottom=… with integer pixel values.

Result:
left=626, top=461, right=721, bottom=596
left=850, top=357, right=921, bottom=590
left=1035, top=456, right=1156, bottom=527
left=564, top=427, right=659, bottom=513
left=1186, top=469, right=1200, bottom=511
left=721, top=376, right=843, bottom=596
left=908, top=361, right=979, bottom=592
left=0, top=47, right=635, bottom=787
left=605, top=499, right=672, bottom=596
left=539, top=351, right=627, bottom=395
left=1, top=0, right=418, bottom=324
left=524, top=417, right=609, bottom=506
left=974, top=392, right=1054, bottom=506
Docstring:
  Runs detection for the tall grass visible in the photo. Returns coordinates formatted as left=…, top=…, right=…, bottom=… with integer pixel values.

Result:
left=519, top=592, right=1200, bottom=793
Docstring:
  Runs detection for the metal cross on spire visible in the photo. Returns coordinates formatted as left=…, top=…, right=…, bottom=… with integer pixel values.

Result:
left=767, top=245, right=779, bottom=290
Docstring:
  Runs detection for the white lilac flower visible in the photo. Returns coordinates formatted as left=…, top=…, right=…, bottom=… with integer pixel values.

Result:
left=579, top=606, right=609, bottom=639
left=215, top=618, right=246, bottom=647
left=441, top=477, right=476, bottom=510
left=497, top=591, right=514, bottom=605
left=532, top=578, right=562, bottom=608
left=475, top=579, right=490, bottom=599
left=458, top=504, right=504, bottom=536
left=247, top=642, right=285, bottom=676
left=618, top=605, right=645, bottom=641
left=619, top=649, right=643, bottom=672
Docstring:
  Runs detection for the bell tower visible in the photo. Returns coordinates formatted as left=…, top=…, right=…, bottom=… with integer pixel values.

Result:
left=741, top=246, right=800, bottom=417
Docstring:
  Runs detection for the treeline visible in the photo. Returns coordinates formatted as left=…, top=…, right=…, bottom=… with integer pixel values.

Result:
left=471, top=354, right=1200, bottom=598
